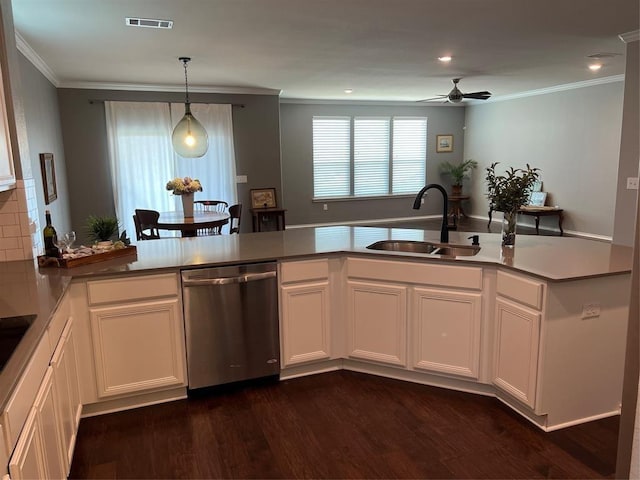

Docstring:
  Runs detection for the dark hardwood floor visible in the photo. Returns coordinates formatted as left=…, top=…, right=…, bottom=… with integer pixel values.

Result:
left=70, top=371, right=618, bottom=479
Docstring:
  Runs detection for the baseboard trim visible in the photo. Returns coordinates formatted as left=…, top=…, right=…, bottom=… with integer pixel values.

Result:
left=81, top=387, right=187, bottom=417
left=287, top=215, right=439, bottom=230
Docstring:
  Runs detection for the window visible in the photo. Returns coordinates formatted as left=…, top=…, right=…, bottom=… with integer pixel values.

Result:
left=312, top=115, right=427, bottom=198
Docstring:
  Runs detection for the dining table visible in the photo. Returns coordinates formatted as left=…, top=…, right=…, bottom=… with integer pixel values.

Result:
left=157, top=211, right=230, bottom=237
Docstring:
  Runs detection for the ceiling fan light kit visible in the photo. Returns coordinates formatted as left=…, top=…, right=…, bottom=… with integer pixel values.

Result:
left=172, top=56, right=209, bottom=158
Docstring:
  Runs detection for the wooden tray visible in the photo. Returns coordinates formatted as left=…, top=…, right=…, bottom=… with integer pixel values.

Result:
left=38, top=245, right=137, bottom=268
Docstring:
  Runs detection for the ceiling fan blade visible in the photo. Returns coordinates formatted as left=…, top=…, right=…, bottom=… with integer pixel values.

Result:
left=462, top=91, right=492, bottom=100
left=416, top=95, right=448, bottom=103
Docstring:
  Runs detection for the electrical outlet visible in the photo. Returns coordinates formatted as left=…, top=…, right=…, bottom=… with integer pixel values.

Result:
left=581, top=303, right=601, bottom=319
left=626, top=177, right=639, bottom=190
left=421, top=198, right=425, bottom=204
left=323, top=204, right=328, bottom=211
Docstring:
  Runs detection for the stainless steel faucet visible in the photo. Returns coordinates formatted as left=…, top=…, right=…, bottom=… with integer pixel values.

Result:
left=413, top=183, right=449, bottom=243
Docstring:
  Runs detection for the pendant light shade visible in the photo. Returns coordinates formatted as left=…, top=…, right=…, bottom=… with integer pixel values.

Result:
left=172, top=57, right=208, bottom=158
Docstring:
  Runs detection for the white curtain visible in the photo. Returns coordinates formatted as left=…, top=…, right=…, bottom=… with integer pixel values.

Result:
left=105, top=101, right=174, bottom=241
left=170, top=103, right=237, bottom=208
left=105, top=101, right=238, bottom=241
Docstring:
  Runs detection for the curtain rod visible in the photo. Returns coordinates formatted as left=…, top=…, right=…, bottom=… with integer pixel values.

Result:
left=88, top=99, right=245, bottom=108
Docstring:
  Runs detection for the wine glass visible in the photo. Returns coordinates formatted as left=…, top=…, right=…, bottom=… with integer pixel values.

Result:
left=52, top=234, right=67, bottom=256
left=63, top=231, right=76, bottom=253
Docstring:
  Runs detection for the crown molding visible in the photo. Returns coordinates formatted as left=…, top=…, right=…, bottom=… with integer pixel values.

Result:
left=279, top=98, right=456, bottom=107
left=15, top=31, right=59, bottom=87
left=481, top=75, right=625, bottom=104
left=56, top=81, right=281, bottom=96
left=619, top=30, right=639, bottom=43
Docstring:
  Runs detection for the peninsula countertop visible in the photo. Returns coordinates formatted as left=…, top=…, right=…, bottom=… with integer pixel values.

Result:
left=0, top=226, right=633, bottom=412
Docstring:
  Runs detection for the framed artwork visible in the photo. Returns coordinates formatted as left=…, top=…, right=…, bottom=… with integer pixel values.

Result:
left=250, top=188, right=277, bottom=208
left=39, top=153, right=57, bottom=204
left=531, top=180, right=543, bottom=192
left=436, top=134, right=453, bottom=153
left=529, top=191, right=547, bottom=207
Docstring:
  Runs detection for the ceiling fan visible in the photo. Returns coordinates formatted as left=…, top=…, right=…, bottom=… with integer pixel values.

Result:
left=419, top=78, right=492, bottom=104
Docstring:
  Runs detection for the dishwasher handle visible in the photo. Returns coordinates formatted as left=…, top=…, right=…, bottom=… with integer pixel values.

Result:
left=183, top=270, right=276, bottom=287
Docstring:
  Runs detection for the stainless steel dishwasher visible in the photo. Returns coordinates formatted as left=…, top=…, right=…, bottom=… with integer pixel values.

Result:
left=181, top=262, right=279, bottom=389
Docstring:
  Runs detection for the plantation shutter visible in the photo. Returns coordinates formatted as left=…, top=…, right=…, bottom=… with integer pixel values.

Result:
left=392, top=117, right=427, bottom=194
left=313, top=117, right=351, bottom=198
left=354, top=117, right=390, bottom=196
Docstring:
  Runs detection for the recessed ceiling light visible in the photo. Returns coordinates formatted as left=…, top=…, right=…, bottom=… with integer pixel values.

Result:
left=438, top=56, right=452, bottom=63
left=588, top=63, right=602, bottom=71
left=344, top=89, right=354, bottom=94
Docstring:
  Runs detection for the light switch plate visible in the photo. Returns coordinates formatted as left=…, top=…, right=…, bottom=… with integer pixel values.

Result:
left=626, top=177, right=638, bottom=190
left=236, top=175, right=247, bottom=183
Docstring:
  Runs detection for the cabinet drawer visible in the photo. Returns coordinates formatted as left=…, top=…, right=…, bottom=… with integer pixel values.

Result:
left=87, top=273, right=178, bottom=305
left=347, top=257, right=482, bottom=290
left=496, top=270, right=544, bottom=310
left=280, top=259, right=329, bottom=284
left=47, top=293, right=70, bottom=352
left=2, top=331, right=51, bottom=450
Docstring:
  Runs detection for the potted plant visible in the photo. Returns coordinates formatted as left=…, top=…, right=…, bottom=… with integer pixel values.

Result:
left=485, top=162, right=540, bottom=247
left=438, top=159, right=478, bottom=195
left=86, top=214, right=120, bottom=246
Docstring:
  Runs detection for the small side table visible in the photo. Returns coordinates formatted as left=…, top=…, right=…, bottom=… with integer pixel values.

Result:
left=518, top=207, right=564, bottom=235
left=448, top=194, right=470, bottom=228
left=251, top=208, right=287, bottom=232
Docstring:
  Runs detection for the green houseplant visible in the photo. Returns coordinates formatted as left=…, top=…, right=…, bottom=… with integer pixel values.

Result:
left=485, top=162, right=540, bottom=247
left=439, top=159, right=478, bottom=194
left=86, top=215, right=120, bottom=243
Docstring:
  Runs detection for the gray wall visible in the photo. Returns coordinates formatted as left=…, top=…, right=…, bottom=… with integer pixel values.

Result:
left=57, top=89, right=281, bottom=238
left=464, top=81, right=626, bottom=239
left=18, top=53, right=71, bottom=234
left=280, top=103, right=466, bottom=226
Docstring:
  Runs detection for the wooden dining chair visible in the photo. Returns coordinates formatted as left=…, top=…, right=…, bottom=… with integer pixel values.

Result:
left=195, top=200, right=228, bottom=235
left=134, top=209, right=161, bottom=240
left=194, top=200, right=229, bottom=213
left=228, top=203, right=242, bottom=234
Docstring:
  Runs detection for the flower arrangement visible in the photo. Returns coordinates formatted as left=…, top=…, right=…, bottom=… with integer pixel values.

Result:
left=166, top=177, right=203, bottom=195
left=485, top=162, right=540, bottom=213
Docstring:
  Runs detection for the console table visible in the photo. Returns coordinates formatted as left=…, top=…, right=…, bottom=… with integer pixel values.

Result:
left=488, top=206, right=564, bottom=236
left=251, top=208, right=287, bottom=232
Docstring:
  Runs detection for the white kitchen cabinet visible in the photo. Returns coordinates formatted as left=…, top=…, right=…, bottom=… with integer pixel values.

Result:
left=281, top=281, right=331, bottom=366
left=0, top=62, right=15, bottom=191
left=89, top=297, right=185, bottom=398
left=493, top=297, right=541, bottom=409
left=9, top=368, right=65, bottom=480
left=8, top=407, right=46, bottom=480
left=347, top=280, right=407, bottom=367
left=412, top=287, right=482, bottom=379
left=50, top=317, right=81, bottom=471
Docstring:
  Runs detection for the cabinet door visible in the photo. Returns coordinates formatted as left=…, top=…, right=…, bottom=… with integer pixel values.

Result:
left=281, top=281, right=331, bottom=366
left=89, top=298, right=186, bottom=398
left=412, top=287, right=482, bottom=379
left=493, top=297, right=541, bottom=408
left=9, top=408, right=47, bottom=480
left=347, top=280, right=407, bottom=367
left=50, top=318, right=81, bottom=472
left=32, top=368, right=65, bottom=480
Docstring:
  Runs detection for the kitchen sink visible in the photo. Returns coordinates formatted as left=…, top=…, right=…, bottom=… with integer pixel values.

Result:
left=366, top=240, right=481, bottom=257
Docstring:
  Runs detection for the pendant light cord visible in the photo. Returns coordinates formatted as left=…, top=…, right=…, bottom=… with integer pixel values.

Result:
left=181, top=57, right=191, bottom=105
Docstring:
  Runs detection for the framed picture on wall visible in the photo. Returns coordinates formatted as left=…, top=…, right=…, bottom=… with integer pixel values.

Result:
left=436, top=134, right=453, bottom=153
left=250, top=188, right=277, bottom=208
left=39, top=153, right=57, bottom=204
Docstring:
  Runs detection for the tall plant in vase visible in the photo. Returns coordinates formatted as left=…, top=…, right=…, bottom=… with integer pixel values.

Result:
left=166, top=177, right=203, bottom=218
left=485, top=162, right=539, bottom=247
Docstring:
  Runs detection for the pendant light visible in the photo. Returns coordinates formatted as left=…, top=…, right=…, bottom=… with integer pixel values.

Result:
left=172, top=57, right=209, bottom=158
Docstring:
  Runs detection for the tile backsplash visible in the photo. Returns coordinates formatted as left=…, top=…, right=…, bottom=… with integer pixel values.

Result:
left=0, top=179, right=40, bottom=261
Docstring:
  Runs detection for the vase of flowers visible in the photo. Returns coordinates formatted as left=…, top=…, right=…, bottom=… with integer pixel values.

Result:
left=485, top=162, right=540, bottom=247
left=166, top=177, right=203, bottom=218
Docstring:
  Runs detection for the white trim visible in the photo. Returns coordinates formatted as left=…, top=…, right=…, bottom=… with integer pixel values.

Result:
left=14, top=31, right=59, bottom=87
left=280, top=98, right=456, bottom=107
left=619, top=30, right=640, bottom=43
left=287, top=215, right=440, bottom=230
left=480, top=214, right=613, bottom=242
left=482, top=75, right=625, bottom=104
left=57, top=81, right=281, bottom=96
left=544, top=410, right=621, bottom=432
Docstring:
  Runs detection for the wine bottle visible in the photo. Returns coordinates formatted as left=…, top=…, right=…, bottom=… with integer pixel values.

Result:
left=43, top=210, right=60, bottom=258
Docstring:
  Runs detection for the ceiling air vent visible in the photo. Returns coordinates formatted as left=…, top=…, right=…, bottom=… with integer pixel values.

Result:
left=126, top=17, right=173, bottom=29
